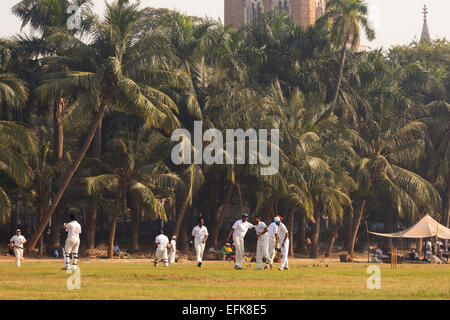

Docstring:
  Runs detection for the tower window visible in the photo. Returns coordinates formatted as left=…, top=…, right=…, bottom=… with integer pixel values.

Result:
left=272, top=0, right=291, bottom=15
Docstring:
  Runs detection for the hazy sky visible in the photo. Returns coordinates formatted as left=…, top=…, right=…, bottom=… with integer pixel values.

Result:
left=1, top=0, right=449, bottom=49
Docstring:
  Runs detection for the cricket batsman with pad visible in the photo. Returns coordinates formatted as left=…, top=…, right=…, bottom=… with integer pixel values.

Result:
left=62, top=214, right=82, bottom=270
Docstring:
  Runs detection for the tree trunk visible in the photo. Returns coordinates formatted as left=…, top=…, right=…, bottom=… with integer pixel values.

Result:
left=48, top=98, right=65, bottom=252
left=310, top=207, right=321, bottom=258
left=208, top=178, right=219, bottom=247
left=295, top=210, right=308, bottom=254
left=331, top=34, right=350, bottom=113
left=288, top=207, right=295, bottom=257
left=86, top=120, right=102, bottom=249
left=262, top=197, right=274, bottom=223
left=384, top=206, right=394, bottom=248
left=325, top=223, right=339, bottom=257
left=129, top=195, right=140, bottom=251
left=86, top=201, right=97, bottom=250
left=173, top=192, right=190, bottom=240
left=342, top=212, right=353, bottom=251
left=26, top=99, right=108, bottom=251
left=107, top=196, right=121, bottom=259
left=212, top=183, right=233, bottom=249
left=349, top=200, right=366, bottom=255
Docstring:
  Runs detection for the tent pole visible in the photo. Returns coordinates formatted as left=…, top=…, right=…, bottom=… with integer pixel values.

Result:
left=365, top=222, right=369, bottom=263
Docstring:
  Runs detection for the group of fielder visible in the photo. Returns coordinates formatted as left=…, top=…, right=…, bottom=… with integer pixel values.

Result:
left=154, top=213, right=290, bottom=270
left=9, top=212, right=289, bottom=271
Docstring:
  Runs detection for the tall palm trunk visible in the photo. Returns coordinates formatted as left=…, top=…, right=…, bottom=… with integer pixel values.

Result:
left=208, top=178, right=219, bottom=247
left=212, top=183, right=233, bottom=249
left=86, top=202, right=97, bottom=250
left=86, top=120, right=102, bottom=249
left=331, top=34, right=350, bottom=113
left=48, top=98, right=65, bottom=252
left=262, top=197, right=274, bottom=223
left=384, top=206, right=394, bottom=248
left=26, top=96, right=109, bottom=251
left=173, top=192, right=190, bottom=240
left=349, top=200, right=366, bottom=255
left=107, top=194, right=121, bottom=259
left=288, top=207, right=295, bottom=257
left=310, top=205, right=321, bottom=258
left=295, top=210, right=308, bottom=254
left=129, top=194, right=140, bottom=251
left=325, top=223, right=339, bottom=257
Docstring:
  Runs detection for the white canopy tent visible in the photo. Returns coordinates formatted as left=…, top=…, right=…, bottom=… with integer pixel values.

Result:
left=368, top=214, right=450, bottom=240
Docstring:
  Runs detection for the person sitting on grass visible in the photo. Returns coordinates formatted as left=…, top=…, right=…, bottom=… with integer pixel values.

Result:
left=113, top=243, right=120, bottom=257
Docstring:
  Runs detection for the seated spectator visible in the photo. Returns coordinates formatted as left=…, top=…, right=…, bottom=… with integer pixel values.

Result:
left=113, top=243, right=120, bottom=256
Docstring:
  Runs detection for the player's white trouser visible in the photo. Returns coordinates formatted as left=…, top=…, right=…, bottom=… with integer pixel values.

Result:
left=155, top=248, right=168, bottom=266
left=64, top=236, right=80, bottom=267
left=169, top=247, right=176, bottom=264
left=233, top=236, right=245, bottom=268
left=256, top=238, right=270, bottom=269
left=14, top=247, right=24, bottom=267
left=194, top=241, right=206, bottom=264
left=268, top=237, right=277, bottom=264
left=280, top=239, right=289, bottom=269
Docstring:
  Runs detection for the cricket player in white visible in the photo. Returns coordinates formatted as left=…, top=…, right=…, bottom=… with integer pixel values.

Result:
left=169, top=236, right=177, bottom=264
left=277, top=218, right=289, bottom=270
left=192, top=217, right=208, bottom=267
left=63, top=214, right=82, bottom=270
left=10, top=229, right=26, bottom=268
left=267, top=217, right=280, bottom=269
left=154, top=230, right=170, bottom=267
left=254, top=216, right=270, bottom=270
left=226, top=213, right=255, bottom=270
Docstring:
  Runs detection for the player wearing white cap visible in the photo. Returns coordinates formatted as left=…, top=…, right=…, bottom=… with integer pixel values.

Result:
left=154, top=230, right=170, bottom=267
left=254, top=216, right=270, bottom=270
left=276, top=218, right=289, bottom=270
left=10, top=229, right=26, bottom=268
left=225, top=213, right=255, bottom=270
left=169, top=236, right=177, bottom=264
left=63, top=214, right=82, bottom=270
left=192, top=217, right=209, bottom=267
left=267, top=217, right=281, bottom=269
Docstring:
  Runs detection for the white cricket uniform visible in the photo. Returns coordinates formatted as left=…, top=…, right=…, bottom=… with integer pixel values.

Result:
left=267, top=222, right=279, bottom=264
left=192, top=225, right=209, bottom=264
left=64, top=221, right=82, bottom=268
left=169, top=239, right=177, bottom=264
left=277, top=222, right=289, bottom=269
left=255, top=221, right=269, bottom=269
left=155, top=234, right=169, bottom=265
left=10, top=235, right=26, bottom=267
left=231, top=220, right=254, bottom=268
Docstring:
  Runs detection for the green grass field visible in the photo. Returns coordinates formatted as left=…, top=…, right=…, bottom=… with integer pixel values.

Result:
left=0, top=258, right=449, bottom=300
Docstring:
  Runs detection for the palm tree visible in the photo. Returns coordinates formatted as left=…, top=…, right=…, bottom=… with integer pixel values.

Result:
left=319, top=0, right=375, bottom=112
left=0, top=73, right=35, bottom=220
left=26, top=0, right=182, bottom=250
left=84, top=131, right=179, bottom=258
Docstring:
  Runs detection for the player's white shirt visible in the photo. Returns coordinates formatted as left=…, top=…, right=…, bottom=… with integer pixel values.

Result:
left=170, top=239, right=176, bottom=250
left=267, top=222, right=278, bottom=239
left=277, top=223, right=288, bottom=242
left=255, top=221, right=268, bottom=240
left=232, top=220, right=254, bottom=238
left=10, top=235, right=26, bottom=248
left=65, top=221, right=82, bottom=239
left=192, top=225, right=209, bottom=244
left=155, top=234, right=169, bottom=250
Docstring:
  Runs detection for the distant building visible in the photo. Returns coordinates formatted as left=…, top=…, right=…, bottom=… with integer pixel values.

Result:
left=224, top=0, right=328, bottom=28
